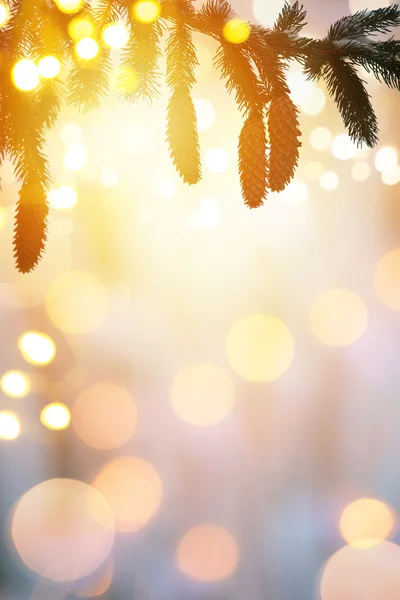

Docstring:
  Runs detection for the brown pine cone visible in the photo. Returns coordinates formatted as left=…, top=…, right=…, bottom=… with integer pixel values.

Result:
left=14, top=181, right=49, bottom=273
left=238, top=110, right=268, bottom=208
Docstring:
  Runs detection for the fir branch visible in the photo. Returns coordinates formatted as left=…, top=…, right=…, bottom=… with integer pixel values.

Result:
left=328, top=4, right=400, bottom=40
left=274, top=1, right=308, bottom=36
left=67, top=55, right=112, bottom=112
left=238, top=109, right=268, bottom=208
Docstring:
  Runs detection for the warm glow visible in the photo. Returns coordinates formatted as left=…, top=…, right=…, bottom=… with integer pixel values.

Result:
left=1, top=371, right=30, bottom=398
left=176, top=525, right=239, bottom=582
left=45, top=271, right=109, bottom=335
left=100, top=167, right=119, bottom=188
left=0, top=411, right=21, bottom=440
left=11, top=479, right=114, bottom=581
left=331, top=134, right=358, bottom=160
left=0, top=3, right=10, bottom=27
left=53, top=0, right=85, bottom=14
left=299, top=87, right=326, bottom=116
left=12, top=59, right=39, bottom=92
left=352, top=161, right=371, bottom=182
left=339, top=498, right=395, bottom=548
left=75, top=37, right=99, bottom=60
left=304, top=161, right=324, bottom=181
left=64, top=143, right=87, bottom=171
left=382, top=164, right=400, bottom=186
left=278, top=180, right=309, bottom=205
left=114, top=66, right=139, bottom=94
left=309, top=289, right=368, bottom=347
left=103, top=22, right=129, bottom=48
left=205, top=148, right=230, bottom=173
left=60, top=122, right=83, bottom=146
left=223, top=19, right=251, bottom=44
left=93, top=457, right=162, bottom=532
left=194, top=98, right=216, bottom=132
left=375, top=248, right=400, bottom=310
left=171, top=363, right=234, bottom=426
left=41, top=403, right=71, bottom=430
left=132, top=1, right=161, bottom=23
left=72, top=382, right=138, bottom=449
left=226, top=314, right=294, bottom=382
left=349, top=0, right=391, bottom=15
left=375, top=146, right=398, bottom=173
left=320, top=541, right=400, bottom=600
left=74, top=560, right=113, bottom=598
left=310, top=127, right=332, bottom=151
left=320, top=171, right=339, bottom=191
left=48, top=186, right=77, bottom=210
left=253, top=0, right=286, bottom=27
left=68, top=16, right=94, bottom=41
left=18, top=331, right=56, bottom=365
left=37, top=56, right=61, bottom=79
left=287, top=71, right=315, bottom=106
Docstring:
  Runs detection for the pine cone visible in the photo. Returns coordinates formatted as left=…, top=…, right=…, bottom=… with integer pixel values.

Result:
left=166, top=84, right=201, bottom=185
left=13, top=181, right=49, bottom=273
left=268, top=94, right=302, bottom=192
left=238, top=110, right=268, bottom=208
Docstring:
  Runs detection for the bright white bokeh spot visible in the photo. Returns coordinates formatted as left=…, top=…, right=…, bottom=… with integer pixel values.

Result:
left=100, top=167, right=119, bottom=188
left=287, top=71, right=316, bottom=106
left=332, top=134, right=358, bottom=161
left=310, top=127, right=332, bottom=151
left=0, top=411, right=20, bottom=439
left=64, top=143, right=87, bottom=171
left=12, top=59, right=39, bottom=91
left=1, top=371, right=30, bottom=398
left=253, top=0, right=286, bottom=27
left=205, top=148, right=230, bottom=173
left=375, top=146, right=398, bottom=173
left=382, top=165, right=400, bottom=186
left=102, top=22, right=129, bottom=49
left=194, top=98, right=216, bottom=132
left=320, top=171, right=339, bottom=191
left=299, top=87, right=326, bottom=116
left=48, top=186, right=77, bottom=210
left=352, top=161, right=371, bottom=182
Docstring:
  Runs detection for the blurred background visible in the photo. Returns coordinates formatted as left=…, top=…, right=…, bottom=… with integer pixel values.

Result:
left=1, top=0, right=400, bottom=598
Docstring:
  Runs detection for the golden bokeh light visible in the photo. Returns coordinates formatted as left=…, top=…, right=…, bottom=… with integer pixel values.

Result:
left=375, top=145, right=398, bottom=173
left=63, top=142, right=87, bottom=171
left=45, top=271, right=109, bottom=335
left=375, top=248, right=400, bottom=310
left=75, top=37, right=99, bottom=60
left=11, top=479, right=114, bottom=581
left=18, top=331, right=56, bottom=365
left=53, top=0, right=85, bottom=14
left=74, top=560, right=113, bottom=598
left=223, top=19, right=251, bottom=44
left=304, top=160, right=324, bottom=181
left=309, top=289, right=368, bottom=347
left=352, top=161, right=371, bottom=182
left=93, top=457, right=162, bottom=532
left=102, top=22, right=129, bottom=49
left=382, top=164, right=400, bottom=186
left=331, top=134, right=358, bottom=161
left=12, top=59, right=39, bottom=92
left=204, top=148, right=230, bottom=173
left=48, top=186, right=77, bottom=210
left=40, top=403, right=71, bottom=430
left=310, top=126, right=332, bottom=151
left=226, top=314, right=294, bottom=383
left=68, top=16, right=94, bottom=41
left=0, top=411, right=21, bottom=440
left=72, top=382, right=138, bottom=449
left=132, top=0, right=161, bottom=23
left=0, top=3, right=10, bottom=27
left=170, top=363, right=234, bottom=426
left=194, top=98, right=216, bottom=132
left=299, top=87, right=326, bottom=116
left=320, top=171, right=339, bottom=191
left=287, top=71, right=315, bottom=106
left=114, top=66, right=139, bottom=94
left=339, top=498, right=395, bottom=548
left=176, top=525, right=239, bottom=582
left=320, top=541, right=400, bottom=600
left=1, top=371, right=30, bottom=398
left=37, top=56, right=61, bottom=79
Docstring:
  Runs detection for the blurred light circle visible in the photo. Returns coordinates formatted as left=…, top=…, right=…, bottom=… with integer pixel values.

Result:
left=12, top=59, right=39, bottom=92
left=310, top=127, right=332, bottom=151
left=349, top=0, right=391, bottom=15
left=11, top=479, right=114, bottom=581
left=171, top=363, right=234, bottom=426
left=37, top=56, right=61, bottom=79
left=132, top=0, right=161, bottom=23
left=100, top=167, right=119, bottom=188
left=45, top=271, right=109, bottom=335
left=18, top=331, right=56, bottom=365
left=68, top=16, right=94, bottom=41
left=309, top=289, right=368, bottom=347
left=226, top=314, right=294, bottom=382
left=352, top=161, right=371, bottom=182
left=194, top=98, right=216, bottom=132
left=287, top=71, right=315, bottom=106
left=75, top=37, right=99, bottom=60
left=1, top=370, right=30, bottom=398
left=222, top=19, right=251, bottom=44
left=320, top=541, right=400, bottom=600
left=74, top=560, right=113, bottom=598
left=102, top=23, right=128, bottom=49
left=53, top=0, right=85, bottom=14
left=279, top=180, right=309, bottom=205
left=340, top=498, right=395, bottom=548
left=382, top=165, right=400, bottom=186
left=41, top=403, right=71, bottom=430
left=332, top=134, right=358, bottom=161
left=48, top=186, right=77, bottom=210
left=72, top=382, right=138, bottom=449
left=375, top=146, right=398, bottom=173
left=375, top=248, right=400, bottom=310
left=64, top=143, right=87, bottom=171
left=304, top=161, right=324, bottom=180
left=0, top=411, right=20, bottom=439
left=60, top=122, right=83, bottom=146
left=177, top=525, right=239, bottom=582
left=93, top=457, right=162, bottom=532
left=299, top=87, right=326, bottom=116
left=0, top=3, right=10, bottom=27
left=253, top=0, right=286, bottom=27
left=320, top=171, right=339, bottom=191
left=205, top=148, right=230, bottom=173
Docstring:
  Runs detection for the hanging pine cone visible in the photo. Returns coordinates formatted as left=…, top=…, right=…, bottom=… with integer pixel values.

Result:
left=166, top=84, right=201, bottom=185
left=268, top=94, right=302, bottom=193
left=14, top=182, right=49, bottom=273
left=238, top=110, right=268, bottom=208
